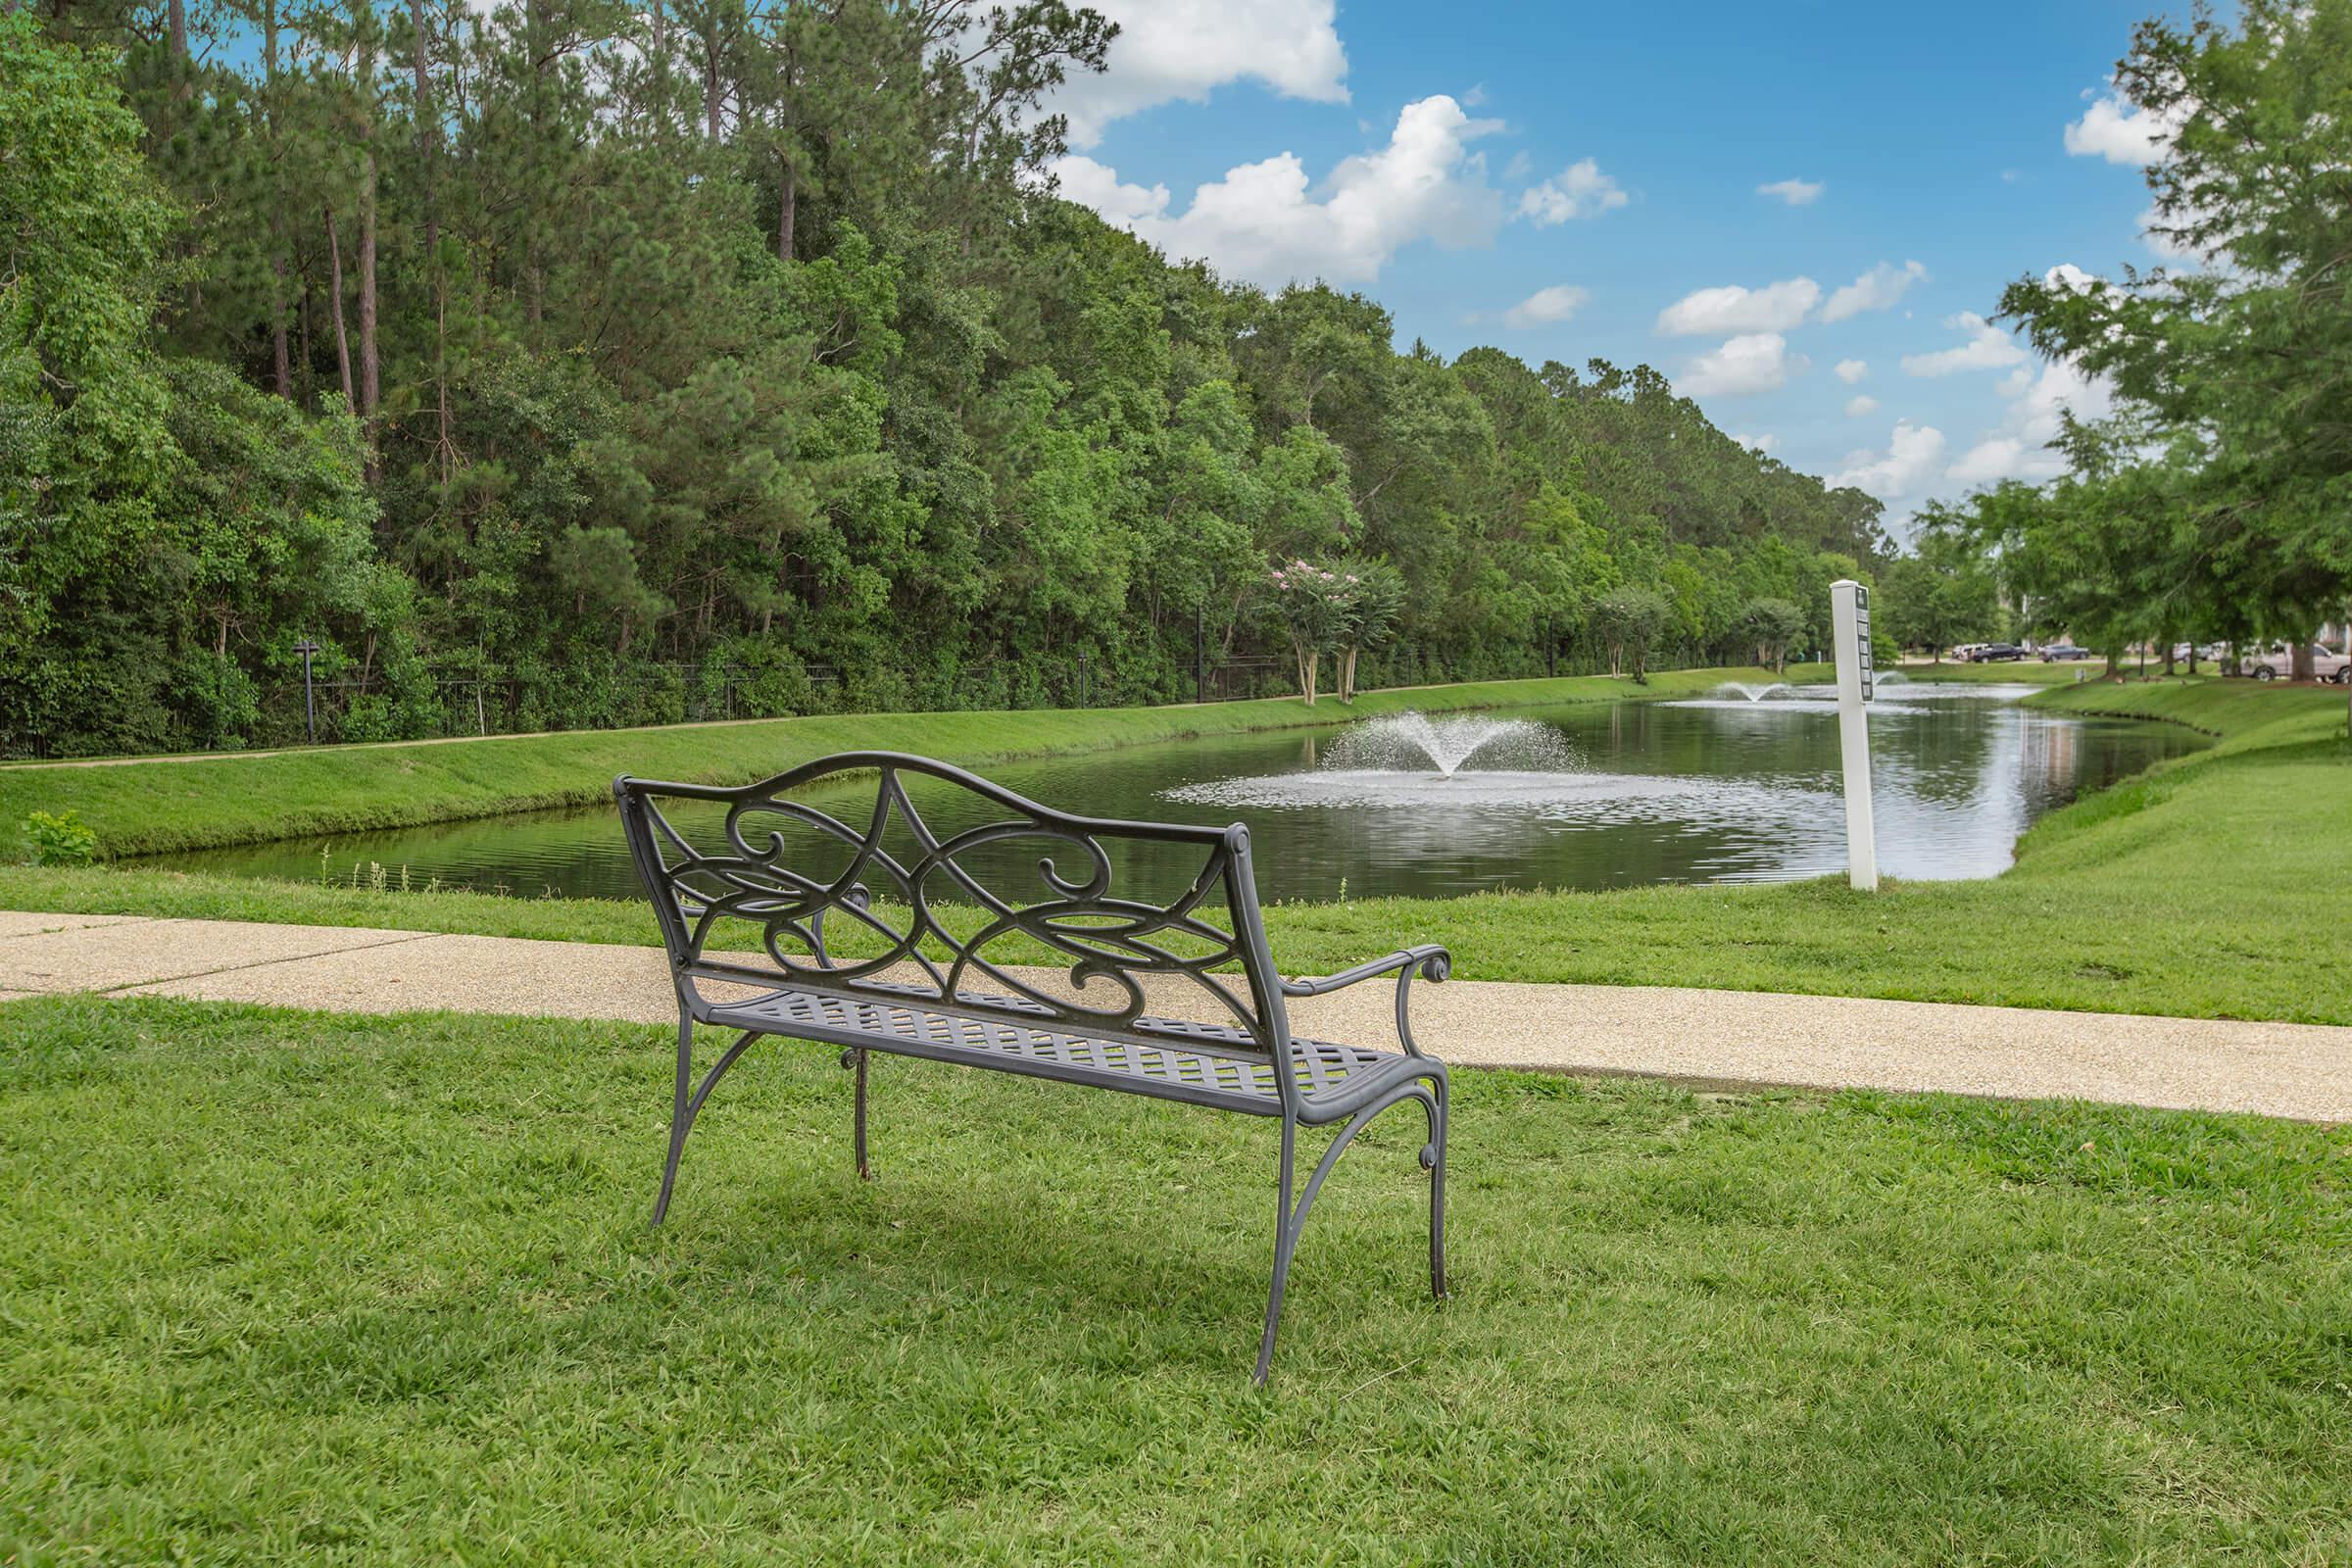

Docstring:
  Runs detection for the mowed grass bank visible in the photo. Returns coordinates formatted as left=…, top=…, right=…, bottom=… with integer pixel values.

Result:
left=2, top=995, right=2345, bottom=1563
left=0, top=668, right=1754, bottom=859
left=8, top=678, right=2346, bottom=1023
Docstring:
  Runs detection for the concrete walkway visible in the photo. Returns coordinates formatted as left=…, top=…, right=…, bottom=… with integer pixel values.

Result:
left=4, top=908, right=2348, bottom=1122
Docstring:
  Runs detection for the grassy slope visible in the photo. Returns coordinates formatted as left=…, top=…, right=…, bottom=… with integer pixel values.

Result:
left=3, top=676, right=2345, bottom=1022
left=1, top=995, right=2344, bottom=1564
left=2026, top=674, right=2347, bottom=749
left=0, top=669, right=1748, bottom=859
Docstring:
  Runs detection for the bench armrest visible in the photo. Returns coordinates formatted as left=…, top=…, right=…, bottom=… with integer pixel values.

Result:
left=1281, top=944, right=1449, bottom=1058
left=1281, top=944, right=1450, bottom=997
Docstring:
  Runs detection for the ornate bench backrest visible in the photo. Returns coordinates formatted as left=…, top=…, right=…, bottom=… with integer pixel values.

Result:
left=614, top=752, right=1293, bottom=1060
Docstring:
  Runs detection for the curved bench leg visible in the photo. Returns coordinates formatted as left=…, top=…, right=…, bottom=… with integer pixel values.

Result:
left=652, top=1009, right=761, bottom=1226
left=653, top=1007, right=697, bottom=1227
left=842, top=1047, right=871, bottom=1181
left=1254, top=1084, right=1442, bottom=1384
left=1254, top=1115, right=1299, bottom=1387
left=1422, top=1065, right=1449, bottom=1301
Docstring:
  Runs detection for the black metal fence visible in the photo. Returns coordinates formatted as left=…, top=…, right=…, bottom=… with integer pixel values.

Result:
left=223, top=661, right=850, bottom=753
left=6, top=641, right=1724, bottom=760
left=250, top=655, right=1350, bottom=749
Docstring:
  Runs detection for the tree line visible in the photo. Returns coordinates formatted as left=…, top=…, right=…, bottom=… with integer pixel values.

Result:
left=2, top=1, right=1890, bottom=757
left=1897, top=1, right=2352, bottom=679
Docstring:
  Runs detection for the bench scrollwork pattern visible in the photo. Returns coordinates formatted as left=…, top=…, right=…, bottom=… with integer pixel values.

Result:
left=618, top=753, right=1274, bottom=1050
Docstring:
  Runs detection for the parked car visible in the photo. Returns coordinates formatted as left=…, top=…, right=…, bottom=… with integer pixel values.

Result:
left=2039, top=643, right=2095, bottom=662
left=1970, top=643, right=2027, bottom=662
left=2238, top=643, right=2352, bottom=683
left=1949, top=643, right=1987, bottom=663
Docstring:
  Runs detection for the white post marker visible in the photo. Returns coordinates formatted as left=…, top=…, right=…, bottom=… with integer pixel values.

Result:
left=1830, top=579, right=1878, bottom=892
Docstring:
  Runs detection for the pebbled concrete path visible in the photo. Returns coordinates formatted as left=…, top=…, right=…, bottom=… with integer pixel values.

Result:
left=3, top=908, right=2347, bottom=1122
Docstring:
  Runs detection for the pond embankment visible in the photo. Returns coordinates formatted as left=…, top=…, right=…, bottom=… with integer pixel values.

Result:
left=4, top=675, right=2343, bottom=1025
left=0, top=668, right=1758, bottom=859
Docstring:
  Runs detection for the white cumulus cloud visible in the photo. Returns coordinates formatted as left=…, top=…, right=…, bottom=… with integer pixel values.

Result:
left=1944, top=438, right=2034, bottom=488
left=1516, top=159, right=1629, bottom=225
left=1756, top=177, right=1823, bottom=206
left=1655, top=277, right=1820, bottom=336
left=1835, top=358, right=1868, bottom=384
left=1502, top=283, right=1590, bottom=328
left=1051, top=0, right=1349, bottom=148
left=1820, top=260, right=1928, bottom=323
left=1047, top=94, right=1504, bottom=288
left=1942, top=357, right=2117, bottom=490
left=1682, top=333, right=1802, bottom=398
left=1732, top=432, right=1780, bottom=454
left=2016, top=359, right=2113, bottom=438
left=1844, top=395, right=1880, bottom=417
left=1900, top=313, right=2028, bottom=376
left=1829, top=420, right=1949, bottom=501
left=2043, top=262, right=2104, bottom=294
left=2063, top=91, right=2180, bottom=167
left=1051, top=156, right=1172, bottom=222
left=2060, top=91, right=2214, bottom=261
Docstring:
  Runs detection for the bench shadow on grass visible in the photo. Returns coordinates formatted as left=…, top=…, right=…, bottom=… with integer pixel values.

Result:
left=629, top=1071, right=1457, bottom=1383
left=236, top=1052, right=1469, bottom=1400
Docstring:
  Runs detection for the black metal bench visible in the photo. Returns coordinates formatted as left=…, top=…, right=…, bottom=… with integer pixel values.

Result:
left=613, top=751, right=1451, bottom=1383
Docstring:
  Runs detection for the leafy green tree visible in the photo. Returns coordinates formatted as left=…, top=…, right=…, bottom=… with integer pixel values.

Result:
left=1592, top=585, right=1673, bottom=681
left=4, top=0, right=1912, bottom=752
left=1739, top=598, right=1807, bottom=673
left=1265, top=559, right=1356, bottom=706
left=1332, top=557, right=1404, bottom=703
left=1998, top=0, right=2352, bottom=678
left=0, top=17, right=411, bottom=753
left=1936, top=476, right=2153, bottom=676
left=1880, top=526, right=2000, bottom=660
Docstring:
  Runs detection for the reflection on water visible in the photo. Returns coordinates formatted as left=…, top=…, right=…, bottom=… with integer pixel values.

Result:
left=149, top=683, right=2205, bottom=903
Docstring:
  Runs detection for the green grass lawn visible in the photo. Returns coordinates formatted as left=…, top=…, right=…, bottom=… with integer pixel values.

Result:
left=2, top=995, right=2345, bottom=1563
left=7, top=677, right=2346, bottom=1024
left=0, top=668, right=1755, bottom=860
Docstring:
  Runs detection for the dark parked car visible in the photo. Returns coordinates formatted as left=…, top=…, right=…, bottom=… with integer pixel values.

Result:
left=1971, top=643, right=2026, bottom=662
left=2039, top=643, right=2095, bottom=662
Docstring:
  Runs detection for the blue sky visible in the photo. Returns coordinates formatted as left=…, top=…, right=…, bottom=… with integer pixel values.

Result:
left=1045, top=0, right=2194, bottom=540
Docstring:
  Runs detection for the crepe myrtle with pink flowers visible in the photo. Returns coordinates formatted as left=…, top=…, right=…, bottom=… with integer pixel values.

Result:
left=1267, top=560, right=1350, bottom=707
left=1266, top=557, right=1403, bottom=706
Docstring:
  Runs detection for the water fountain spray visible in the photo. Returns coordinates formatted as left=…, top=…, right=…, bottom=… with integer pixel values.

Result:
left=1322, top=711, right=1574, bottom=776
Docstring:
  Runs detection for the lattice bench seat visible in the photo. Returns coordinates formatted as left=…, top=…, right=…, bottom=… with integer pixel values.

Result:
left=705, top=980, right=1434, bottom=1122
left=615, top=751, right=1453, bottom=1385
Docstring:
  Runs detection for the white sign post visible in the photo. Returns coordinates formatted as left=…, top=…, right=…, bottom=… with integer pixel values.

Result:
left=1830, top=579, right=1878, bottom=892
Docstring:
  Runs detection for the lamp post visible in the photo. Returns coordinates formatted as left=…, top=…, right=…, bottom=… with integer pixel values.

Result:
left=1197, top=602, right=1207, bottom=706
left=294, top=638, right=321, bottom=745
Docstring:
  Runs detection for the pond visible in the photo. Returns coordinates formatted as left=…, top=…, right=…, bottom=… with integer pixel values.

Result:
left=150, top=681, right=2205, bottom=904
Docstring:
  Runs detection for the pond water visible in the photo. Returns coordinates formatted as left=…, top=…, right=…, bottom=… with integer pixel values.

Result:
left=150, top=682, right=2204, bottom=904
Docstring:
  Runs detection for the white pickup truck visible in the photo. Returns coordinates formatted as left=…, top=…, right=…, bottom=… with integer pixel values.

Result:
left=2238, top=643, right=2352, bottom=683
